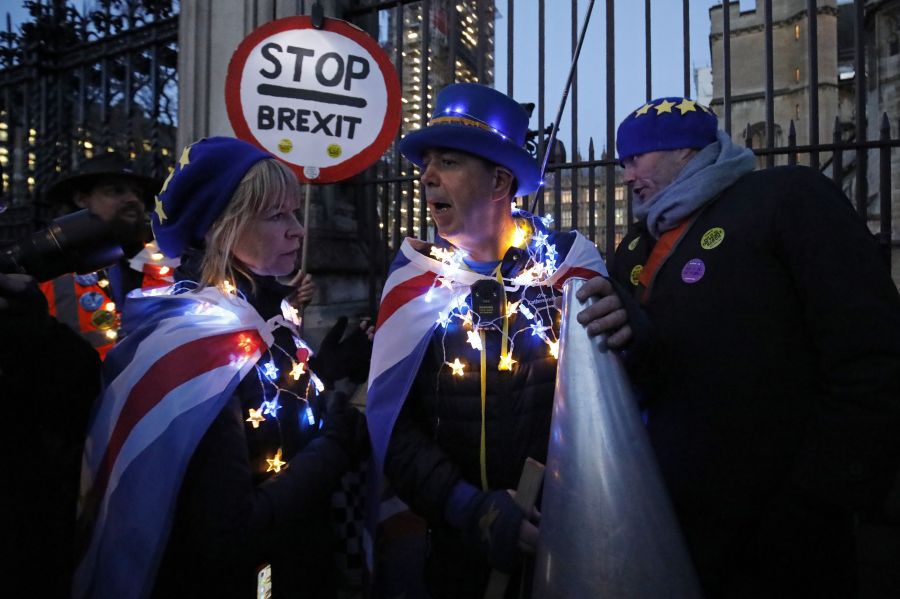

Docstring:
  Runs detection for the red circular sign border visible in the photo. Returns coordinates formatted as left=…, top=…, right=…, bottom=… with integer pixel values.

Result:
left=225, top=16, right=401, bottom=184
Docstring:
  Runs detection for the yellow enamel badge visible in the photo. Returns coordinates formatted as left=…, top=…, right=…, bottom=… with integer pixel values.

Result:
left=700, top=227, right=725, bottom=250
left=630, top=264, right=643, bottom=286
left=627, top=237, right=640, bottom=251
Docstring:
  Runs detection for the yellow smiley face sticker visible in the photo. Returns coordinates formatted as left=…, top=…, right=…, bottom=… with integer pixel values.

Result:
left=630, top=264, right=644, bottom=286
left=277, top=138, right=293, bottom=154
left=627, top=237, right=640, bottom=251
left=326, top=144, right=342, bottom=158
left=700, top=227, right=725, bottom=250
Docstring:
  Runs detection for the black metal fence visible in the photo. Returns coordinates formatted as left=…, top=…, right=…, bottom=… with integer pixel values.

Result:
left=0, top=0, right=178, bottom=245
left=1, top=0, right=897, bottom=289
left=344, top=0, right=899, bottom=305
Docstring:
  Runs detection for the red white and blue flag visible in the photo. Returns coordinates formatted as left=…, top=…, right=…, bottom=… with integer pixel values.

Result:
left=73, top=286, right=274, bottom=599
left=365, top=225, right=606, bottom=561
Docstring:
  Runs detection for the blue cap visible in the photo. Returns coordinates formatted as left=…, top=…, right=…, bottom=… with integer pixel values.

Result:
left=151, top=137, right=271, bottom=259
left=616, top=97, right=718, bottom=162
left=398, top=83, right=541, bottom=196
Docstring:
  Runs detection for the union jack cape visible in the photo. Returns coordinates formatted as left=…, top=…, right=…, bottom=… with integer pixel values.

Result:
left=365, top=223, right=607, bottom=562
left=72, top=285, right=275, bottom=599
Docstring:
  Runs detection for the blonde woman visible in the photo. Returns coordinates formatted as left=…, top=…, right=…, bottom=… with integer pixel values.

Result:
left=74, top=137, right=369, bottom=599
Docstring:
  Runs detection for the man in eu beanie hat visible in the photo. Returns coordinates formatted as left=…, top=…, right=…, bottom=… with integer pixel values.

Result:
left=578, top=96, right=900, bottom=597
left=366, top=83, right=620, bottom=599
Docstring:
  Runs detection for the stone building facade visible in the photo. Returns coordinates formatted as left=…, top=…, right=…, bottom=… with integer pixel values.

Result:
left=709, top=0, right=900, bottom=285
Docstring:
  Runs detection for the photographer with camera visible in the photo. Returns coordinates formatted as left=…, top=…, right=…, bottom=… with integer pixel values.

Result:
left=37, top=152, right=169, bottom=358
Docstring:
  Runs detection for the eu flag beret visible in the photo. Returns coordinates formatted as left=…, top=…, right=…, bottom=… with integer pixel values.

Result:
left=616, top=97, right=718, bottom=162
left=151, top=137, right=271, bottom=259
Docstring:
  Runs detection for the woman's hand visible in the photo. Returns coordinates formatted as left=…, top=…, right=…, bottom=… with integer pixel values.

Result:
left=285, top=271, right=316, bottom=309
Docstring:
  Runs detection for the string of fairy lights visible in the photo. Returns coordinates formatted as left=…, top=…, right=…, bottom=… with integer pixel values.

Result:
left=426, top=208, right=563, bottom=379
left=140, top=207, right=566, bottom=477
left=241, top=295, right=326, bottom=474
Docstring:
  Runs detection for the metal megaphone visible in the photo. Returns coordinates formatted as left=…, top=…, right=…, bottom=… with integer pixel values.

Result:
left=532, top=277, right=702, bottom=598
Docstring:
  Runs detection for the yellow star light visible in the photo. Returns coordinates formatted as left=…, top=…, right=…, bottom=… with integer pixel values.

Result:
left=498, top=352, right=516, bottom=372
left=675, top=98, right=697, bottom=114
left=466, top=330, right=483, bottom=351
left=154, top=196, right=167, bottom=222
left=266, top=448, right=287, bottom=473
left=289, top=362, right=306, bottom=380
left=246, top=407, right=265, bottom=429
left=634, top=102, right=654, bottom=117
left=511, top=227, right=526, bottom=248
left=548, top=339, right=560, bottom=359
left=449, top=358, right=465, bottom=376
left=655, top=99, right=676, bottom=114
left=505, top=300, right=519, bottom=316
left=178, top=145, right=192, bottom=169
left=429, top=246, right=452, bottom=262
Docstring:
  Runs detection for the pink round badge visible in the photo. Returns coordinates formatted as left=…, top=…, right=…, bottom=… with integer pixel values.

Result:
left=681, top=258, right=706, bottom=284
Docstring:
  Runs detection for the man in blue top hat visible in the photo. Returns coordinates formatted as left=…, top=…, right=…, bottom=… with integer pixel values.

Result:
left=577, top=97, right=900, bottom=597
left=366, top=83, right=623, bottom=598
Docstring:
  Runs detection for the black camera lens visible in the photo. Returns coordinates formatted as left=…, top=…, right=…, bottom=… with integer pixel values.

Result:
left=0, top=210, right=124, bottom=281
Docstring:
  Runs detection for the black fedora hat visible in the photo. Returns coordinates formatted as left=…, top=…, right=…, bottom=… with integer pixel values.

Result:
left=45, top=151, right=160, bottom=210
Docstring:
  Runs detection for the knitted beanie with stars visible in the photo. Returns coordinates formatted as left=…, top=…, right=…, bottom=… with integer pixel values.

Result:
left=616, top=97, right=718, bottom=162
left=151, top=137, right=271, bottom=259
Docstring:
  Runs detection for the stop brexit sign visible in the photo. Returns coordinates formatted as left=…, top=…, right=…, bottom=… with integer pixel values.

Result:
left=225, top=16, right=401, bottom=183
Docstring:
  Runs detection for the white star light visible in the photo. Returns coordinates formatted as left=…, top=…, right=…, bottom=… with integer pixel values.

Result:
left=262, top=397, right=282, bottom=416
left=530, top=323, right=551, bottom=339
left=466, top=330, right=483, bottom=351
left=262, top=362, right=279, bottom=380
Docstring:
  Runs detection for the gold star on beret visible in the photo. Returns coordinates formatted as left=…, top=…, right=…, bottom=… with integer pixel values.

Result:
left=655, top=99, right=676, bottom=114
left=675, top=99, right=697, bottom=114
left=634, top=102, right=654, bottom=117
left=178, top=146, right=192, bottom=169
left=154, top=196, right=167, bottom=223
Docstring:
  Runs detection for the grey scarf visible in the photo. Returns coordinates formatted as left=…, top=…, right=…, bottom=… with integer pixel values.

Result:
left=635, top=130, right=756, bottom=238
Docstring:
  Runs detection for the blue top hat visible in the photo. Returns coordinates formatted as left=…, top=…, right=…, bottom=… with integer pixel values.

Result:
left=152, top=137, right=271, bottom=259
left=616, top=97, right=718, bottom=162
left=398, top=83, right=542, bottom=196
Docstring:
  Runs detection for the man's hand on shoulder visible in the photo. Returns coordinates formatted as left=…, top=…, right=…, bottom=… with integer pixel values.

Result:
left=575, top=276, right=632, bottom=349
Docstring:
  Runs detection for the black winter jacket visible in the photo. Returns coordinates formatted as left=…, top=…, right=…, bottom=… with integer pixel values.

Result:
left=611, top=166, right=900, bottom=598
left=2, top=281, right=102, bottom=599
left=152, top=273, right=357, bottom=599
left=385, top=236, right=575, bottom=599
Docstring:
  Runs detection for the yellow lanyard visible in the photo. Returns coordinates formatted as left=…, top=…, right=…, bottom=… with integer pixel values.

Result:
left=478, top=266, right=509, bottom=490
